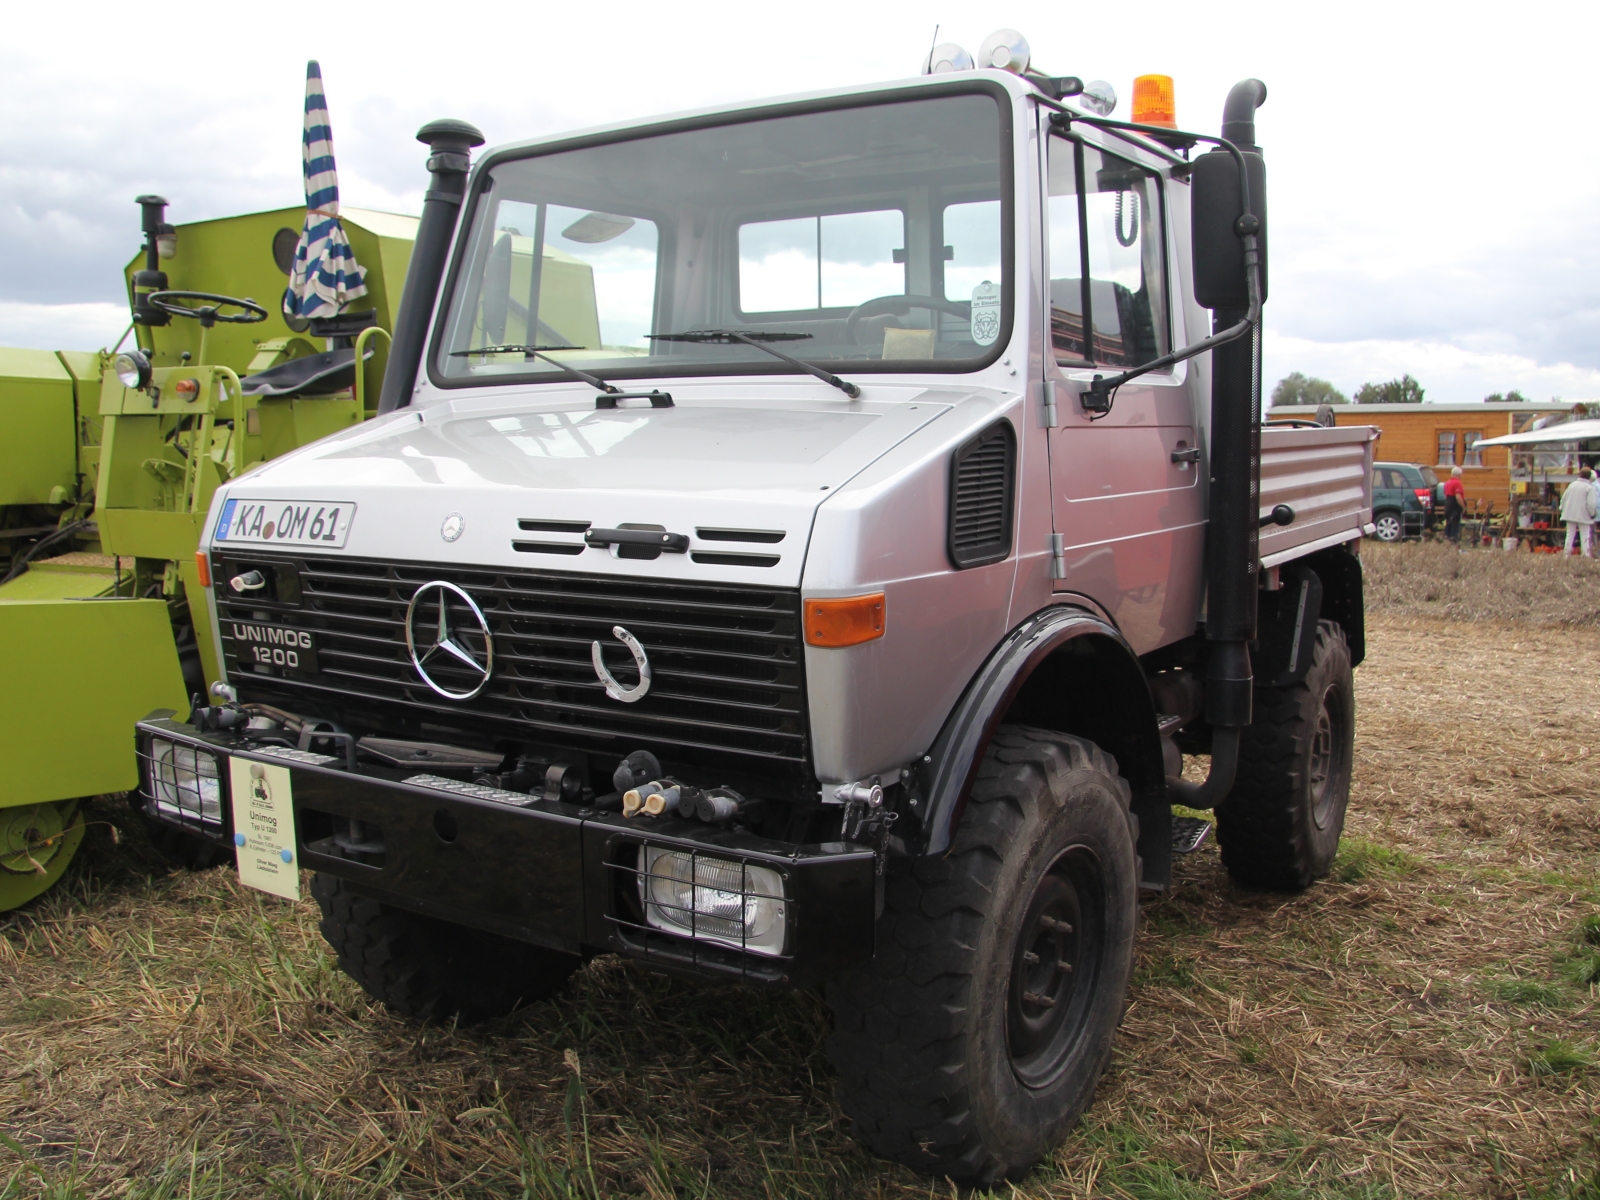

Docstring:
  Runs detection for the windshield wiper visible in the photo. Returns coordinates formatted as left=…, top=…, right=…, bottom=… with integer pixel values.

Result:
left=647, top=329, right=861, bottom=399
left=450, top=344, right=619, bottom=394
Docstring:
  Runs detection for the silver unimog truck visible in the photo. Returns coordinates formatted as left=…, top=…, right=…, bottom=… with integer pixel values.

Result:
left=135, top=34, right=1375, bottom=1186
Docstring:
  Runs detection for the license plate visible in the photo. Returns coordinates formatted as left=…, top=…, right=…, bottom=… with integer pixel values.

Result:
left=228, top=757, right=300, bottom=901
left=225, top=621, right=319, bottom=674
left=214, top=498, right=355, bottom=548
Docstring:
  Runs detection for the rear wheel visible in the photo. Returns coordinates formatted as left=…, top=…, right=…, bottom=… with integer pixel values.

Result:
left=827, top=728, right=1138, bottom=1187
left=311, top=873, right=582, bottom=1023
left=1216, top=620, right=1354, bottom=890
left=1372, top=510, right=1403, bottom=542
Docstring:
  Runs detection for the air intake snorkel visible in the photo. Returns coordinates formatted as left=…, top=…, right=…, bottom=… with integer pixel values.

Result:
left=377, top=118, right=486, bottom=415
left=1169, top=78, right=1268, bottom=809
left=131, top=194, right=171, bottom=329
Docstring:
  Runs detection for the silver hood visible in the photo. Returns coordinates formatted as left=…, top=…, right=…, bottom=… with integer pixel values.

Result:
left=205, top=384, right=954, bottom=589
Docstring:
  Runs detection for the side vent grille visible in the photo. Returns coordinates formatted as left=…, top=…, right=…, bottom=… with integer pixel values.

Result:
left=948, top=419, right=1016, bottom=569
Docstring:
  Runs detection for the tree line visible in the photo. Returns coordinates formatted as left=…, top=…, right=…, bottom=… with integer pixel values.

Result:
left=1270, top=373, right=1531, bottom=407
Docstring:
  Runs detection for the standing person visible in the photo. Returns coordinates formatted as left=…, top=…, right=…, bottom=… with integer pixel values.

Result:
left=1442, top=466, right=1467, bottom=546
left=1561, top=467, right=1597, bottom=556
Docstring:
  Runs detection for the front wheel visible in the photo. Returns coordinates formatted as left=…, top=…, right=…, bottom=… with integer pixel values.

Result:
left=311, top=874, right=581, bottom=1023
left=826, top=728, right=1139, bottom=1187
left=1372, top=510, right=1403, bottom=542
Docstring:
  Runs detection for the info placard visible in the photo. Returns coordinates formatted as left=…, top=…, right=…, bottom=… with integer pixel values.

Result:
left=229, top=758, right=301, bottom=901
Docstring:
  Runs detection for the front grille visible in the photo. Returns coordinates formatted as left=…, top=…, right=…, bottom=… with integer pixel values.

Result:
left=214, top=554, right=808, bottom=774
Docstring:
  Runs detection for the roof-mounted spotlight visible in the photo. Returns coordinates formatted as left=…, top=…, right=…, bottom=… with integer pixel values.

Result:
left=924, top=42, right=975, bottom=74
left=1079, top=80, right=1118, bottom=116
left=977, top=28, right=1031, bottom=74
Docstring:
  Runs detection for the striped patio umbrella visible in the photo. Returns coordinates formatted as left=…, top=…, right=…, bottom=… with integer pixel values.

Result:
left=284, top=61, right=368, bottom=321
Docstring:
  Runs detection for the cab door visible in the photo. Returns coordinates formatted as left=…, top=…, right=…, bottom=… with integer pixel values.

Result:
left=1043, top=129, right=1204, bottom=653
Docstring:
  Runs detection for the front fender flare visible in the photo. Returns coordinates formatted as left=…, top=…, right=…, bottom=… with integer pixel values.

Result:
left=910, top=605, right=1162, bottom=857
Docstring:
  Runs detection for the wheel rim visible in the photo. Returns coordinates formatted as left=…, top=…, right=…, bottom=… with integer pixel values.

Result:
left=1, top=804, right=66, bottom=874
left=1309, top=684, right=1349, bottom=830
left=1375, top=514, right=1401, bottom=541
left=1007, top=845, right=1106, bottom=1088
left=0, top=803, right=85, bottom=912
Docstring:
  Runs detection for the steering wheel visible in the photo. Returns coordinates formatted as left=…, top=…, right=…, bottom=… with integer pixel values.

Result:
left=845, top=294, right=973, bottom=347
left=149, top=291, right=269, bottom=328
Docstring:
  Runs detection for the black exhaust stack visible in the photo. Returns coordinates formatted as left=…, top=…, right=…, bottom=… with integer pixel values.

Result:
left=1168, top=79, right=1267, bottom=810
left=377, top=118, right=486, bottom=416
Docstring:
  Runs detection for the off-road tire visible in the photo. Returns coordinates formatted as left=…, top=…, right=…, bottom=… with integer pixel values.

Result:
left=1216, top=619, right=1354, bottom=890
left=311, top=873, right=581, bottom=1022
left=826, top=727, right=1139, bottom=1187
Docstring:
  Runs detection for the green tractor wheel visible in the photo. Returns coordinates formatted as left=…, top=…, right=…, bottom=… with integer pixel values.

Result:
left=0, top=800, right=87, bottom=912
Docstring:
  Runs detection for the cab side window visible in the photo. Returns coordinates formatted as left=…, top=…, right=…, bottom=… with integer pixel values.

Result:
left=1046, top=136, right=1169, bottom=369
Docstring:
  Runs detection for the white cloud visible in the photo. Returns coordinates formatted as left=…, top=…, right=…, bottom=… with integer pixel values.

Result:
left=1264, top=332, right=1600, bottom=406
left=1, top=0, right=1595, bottom=396
left=0, top=301, right=130, bottom=352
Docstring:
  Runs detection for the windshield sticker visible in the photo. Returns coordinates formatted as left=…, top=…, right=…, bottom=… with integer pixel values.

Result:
left=970, top=281, right=1001, bottom=346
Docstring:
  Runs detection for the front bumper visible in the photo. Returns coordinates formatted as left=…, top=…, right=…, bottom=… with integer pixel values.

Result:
left=135, top=717, right=875, bottom=988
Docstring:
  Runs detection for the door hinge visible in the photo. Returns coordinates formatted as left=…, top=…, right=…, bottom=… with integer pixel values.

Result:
left=1050, top=532, right=1067, bottom=579
left=1042, top=380, right=1060, bottom=428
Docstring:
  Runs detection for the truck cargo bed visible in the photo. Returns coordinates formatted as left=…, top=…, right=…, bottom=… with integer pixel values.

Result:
left=1257, top=424, right=1377, bottom=566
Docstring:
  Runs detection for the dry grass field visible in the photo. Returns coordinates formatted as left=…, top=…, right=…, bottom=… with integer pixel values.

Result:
left=3, top=542, right=1598, bottom=1198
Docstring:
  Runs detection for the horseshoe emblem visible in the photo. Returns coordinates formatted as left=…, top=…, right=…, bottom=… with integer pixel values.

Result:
left=591, top=624, right=652, bottom=703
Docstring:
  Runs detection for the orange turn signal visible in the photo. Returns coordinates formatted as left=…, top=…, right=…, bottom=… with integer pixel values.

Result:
left=1131, top=74, right=1177, bottom=129
left=194, top=551, right=211, bottom=588
left=174, top=377, right=201, bottom=400
left=804, top=593, right=886, bottom=648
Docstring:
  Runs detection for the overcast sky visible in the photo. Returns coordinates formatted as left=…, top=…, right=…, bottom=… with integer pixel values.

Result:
left=2, top=0, right=1594, bottom=403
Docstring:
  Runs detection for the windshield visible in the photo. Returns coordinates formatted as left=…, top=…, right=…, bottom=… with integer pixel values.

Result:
left=432, top=89, right=1010, bottom=388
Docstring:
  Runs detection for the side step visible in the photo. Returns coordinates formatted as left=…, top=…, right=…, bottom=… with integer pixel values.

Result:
left=1171, top=815, right=1212, bottom=855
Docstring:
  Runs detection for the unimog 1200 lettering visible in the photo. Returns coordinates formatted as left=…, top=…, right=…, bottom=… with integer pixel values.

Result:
left=136, top=33, right=1376, bottom=1185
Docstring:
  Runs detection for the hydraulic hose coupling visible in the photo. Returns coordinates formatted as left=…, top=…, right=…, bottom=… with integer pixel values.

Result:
left=834, top=779, right=884, bottom=808
left=622, top=780, right=664, bottom=818
left=623, top=780, right=686, bottom=817
left=642, top=785, right=684, bottom=817
left=695, top=787, right=749, bottom=823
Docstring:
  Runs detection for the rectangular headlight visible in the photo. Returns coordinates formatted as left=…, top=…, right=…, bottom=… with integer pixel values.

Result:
left=148, top=738, right=224, bottom=826
left=638, top=847, right=787, bottom=957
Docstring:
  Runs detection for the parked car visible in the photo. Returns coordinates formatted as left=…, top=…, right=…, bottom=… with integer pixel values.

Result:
left=1371, top=461, right=1435, bottom=540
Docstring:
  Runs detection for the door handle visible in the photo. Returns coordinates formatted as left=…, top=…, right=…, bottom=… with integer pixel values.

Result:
left=1170, top=447, right=1200, bottom=464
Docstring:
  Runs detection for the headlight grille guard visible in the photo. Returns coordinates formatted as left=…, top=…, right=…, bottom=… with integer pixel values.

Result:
left=137, top=734, right=234, bottom=845
left=606, top=839, right=794, bottom=982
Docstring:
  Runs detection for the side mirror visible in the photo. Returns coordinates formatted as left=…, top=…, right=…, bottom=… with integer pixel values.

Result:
left=1190, top=147, right=1267, bottom=311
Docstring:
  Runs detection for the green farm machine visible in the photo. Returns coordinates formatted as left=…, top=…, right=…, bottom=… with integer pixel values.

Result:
left=0, top=198, right=417, bottom=908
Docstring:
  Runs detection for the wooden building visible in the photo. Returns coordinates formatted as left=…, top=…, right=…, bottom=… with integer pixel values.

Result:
left=1271, top=402, right=1581, bottom=509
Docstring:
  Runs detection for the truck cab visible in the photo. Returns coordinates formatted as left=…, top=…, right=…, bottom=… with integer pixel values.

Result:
left=135, top=43, right=1373, bottom=1186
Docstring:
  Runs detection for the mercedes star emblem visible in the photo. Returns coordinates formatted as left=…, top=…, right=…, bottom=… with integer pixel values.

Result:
left=440, top=512, right=465, bottom=542
left=591, top=624, right=651, bottom=703
left=405, top=581, right=494, bottom=700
